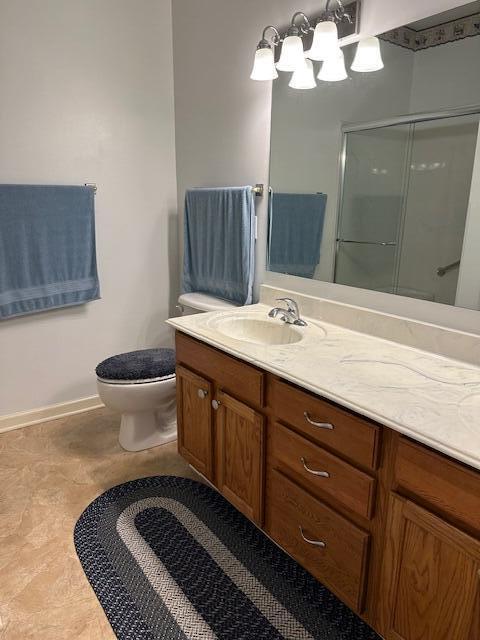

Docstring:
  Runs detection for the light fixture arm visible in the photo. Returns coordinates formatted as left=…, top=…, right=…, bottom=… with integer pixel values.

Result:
left=290, top=11, right=312, bottom=35
left=325, top=0, right=344, bottom=12
left=324, top=0, right=352, bottom=24
left=261, top=25, right=281, bottom=46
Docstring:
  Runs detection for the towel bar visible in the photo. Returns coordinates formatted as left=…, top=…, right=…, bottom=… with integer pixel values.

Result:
left=84, top=183, right=97, bottom=194
left=252, top=184, right=264, bottom=197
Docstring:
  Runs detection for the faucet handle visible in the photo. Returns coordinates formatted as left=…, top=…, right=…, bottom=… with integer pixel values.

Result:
left=276, top=297, right=299, bottom=317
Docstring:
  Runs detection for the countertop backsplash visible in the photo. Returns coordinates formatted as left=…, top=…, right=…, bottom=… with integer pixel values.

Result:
left=259, top=285, right=480, bottom=367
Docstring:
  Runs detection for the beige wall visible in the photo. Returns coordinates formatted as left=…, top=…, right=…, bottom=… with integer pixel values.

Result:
left=0, top=0, right=178, bottom=415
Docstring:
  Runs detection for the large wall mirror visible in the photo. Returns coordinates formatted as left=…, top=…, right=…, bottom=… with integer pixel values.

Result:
left=268, top=1, right=480, bottom=311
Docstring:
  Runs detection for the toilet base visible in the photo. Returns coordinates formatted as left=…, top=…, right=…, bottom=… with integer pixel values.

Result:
left=119, top=412, right=177, bottom=452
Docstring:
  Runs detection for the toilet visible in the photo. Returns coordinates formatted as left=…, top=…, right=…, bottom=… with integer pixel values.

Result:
left=177, top=292, right=239, bottom=314
left=96, top=293, right=238, bottom=452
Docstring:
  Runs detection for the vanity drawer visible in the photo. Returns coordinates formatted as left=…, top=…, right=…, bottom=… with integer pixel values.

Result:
left=269, top=422, right=376, bottom=520
left=265, top=468, right=370, bottom=613
left=395, top=437, right=480, bottom=534
left=269, top=378, right=380, bottom=469
left=175, top=332, right=265, bottom=407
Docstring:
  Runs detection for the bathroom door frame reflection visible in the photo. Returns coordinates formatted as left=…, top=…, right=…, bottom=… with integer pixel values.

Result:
left=334, top=103, right=480, bottom=298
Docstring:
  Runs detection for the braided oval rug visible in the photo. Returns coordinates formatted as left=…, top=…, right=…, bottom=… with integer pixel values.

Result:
left=74, top=476, right=380, bottom=640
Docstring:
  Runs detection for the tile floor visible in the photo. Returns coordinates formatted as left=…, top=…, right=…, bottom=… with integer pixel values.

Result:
left=0, top=407, right=198, bottom=639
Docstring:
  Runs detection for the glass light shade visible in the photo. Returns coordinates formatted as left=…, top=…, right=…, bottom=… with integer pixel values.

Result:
left=351, top=36, right=384, bottom=72
left=250, top=47, right=278, bottom=81
left=289, top=59, right=316, bottom=90
left=317, top=49, right=347, bottom=81
left=276, top=35, right=305, bottom=72
left=306, top=21, right=340, bottom=61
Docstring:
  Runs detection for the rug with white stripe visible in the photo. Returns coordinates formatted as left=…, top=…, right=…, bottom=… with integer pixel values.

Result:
left=74, top=476, right=380, bottom=640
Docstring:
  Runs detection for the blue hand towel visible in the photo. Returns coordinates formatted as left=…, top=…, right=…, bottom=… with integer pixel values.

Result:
left=182, top=187, right=255, bottom=305
left=268, top=192, right=327, bottom=279
left=0, top=185, right=100, bottom=319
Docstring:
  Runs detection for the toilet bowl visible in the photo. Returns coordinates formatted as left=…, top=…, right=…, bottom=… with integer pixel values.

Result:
left=96, top=348, right=177, bottom=452
left=97, top=376, right=177, bottom=452
left=96, top=293, right=238, bottom=452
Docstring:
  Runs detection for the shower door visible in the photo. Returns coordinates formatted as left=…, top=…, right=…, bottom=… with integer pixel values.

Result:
left=335, top=124, right=411, bottom=295
left=396, top=115, right=478, bottom=305
left=335, top=112, right=480, bottom=304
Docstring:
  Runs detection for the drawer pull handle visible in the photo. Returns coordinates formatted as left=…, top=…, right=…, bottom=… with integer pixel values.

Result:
left=212, top=399, right=221, bottom=411
left=304, top=412, right=334, bottom=430
left=301, top=457, right=330, bottom=478
left=197, top=389, right=209, bottom=400
left=299, top=526, right=326, bottom=548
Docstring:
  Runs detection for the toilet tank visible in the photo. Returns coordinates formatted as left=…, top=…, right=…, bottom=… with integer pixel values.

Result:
left=177, top=293, right=239, bottom=316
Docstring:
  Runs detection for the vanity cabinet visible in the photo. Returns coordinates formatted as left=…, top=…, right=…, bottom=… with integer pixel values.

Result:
left=176, top=365, right=214, bottom=481
left=215, top=391, right=265, bottom=525
left=176, top=330, right=265, bottom=407
left=394, top=437, right=480, bottom=534
left=269, top=378, right=380, bottom=470
left=380, top=495, right=480, bottom=640
left=176, top=332, right=266, bottom=525
left=175, top=332, right=480, bottom=639
left=266, top=467, right=370, bottom=612
left=269, top=421, right=376, bottom=520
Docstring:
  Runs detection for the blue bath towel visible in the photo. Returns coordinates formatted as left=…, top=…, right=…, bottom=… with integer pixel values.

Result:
left=268, top=192, right=327, bottom=278
left=0, top=185, right=100, bottom=319
left=182, top=187, right=255, bottom=305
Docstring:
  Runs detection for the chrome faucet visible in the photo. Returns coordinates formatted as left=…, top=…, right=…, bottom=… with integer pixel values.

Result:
left=268, top=298, right=307, bottom=326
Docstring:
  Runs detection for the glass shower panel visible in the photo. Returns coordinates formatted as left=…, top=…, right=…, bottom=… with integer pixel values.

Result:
left=335, top=124, right=411, bottom=292
left=396, top=115, right=479, bottom=305
left=335, top=242, right=397, bottom=293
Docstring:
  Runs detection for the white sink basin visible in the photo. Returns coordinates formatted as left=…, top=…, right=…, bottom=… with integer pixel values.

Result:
left=213, top=317, right=302, bottom=345
left=208, top=312, right=325, bottom=346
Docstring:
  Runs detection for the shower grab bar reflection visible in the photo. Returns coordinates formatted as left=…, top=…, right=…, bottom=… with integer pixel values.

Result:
left=336, top=238, right=397, bottom=247
left=437, top=260, right=460, bottom=277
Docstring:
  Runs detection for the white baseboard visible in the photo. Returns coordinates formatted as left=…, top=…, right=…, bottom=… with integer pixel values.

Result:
left=0, top=396, right=104, bottom=434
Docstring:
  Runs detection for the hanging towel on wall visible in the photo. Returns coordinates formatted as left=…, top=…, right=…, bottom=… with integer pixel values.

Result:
left=268, top=192, right=327, bottom=279
left=182, top=187, right=255, bottom=305
left=0, top=185, right=100, bottom=319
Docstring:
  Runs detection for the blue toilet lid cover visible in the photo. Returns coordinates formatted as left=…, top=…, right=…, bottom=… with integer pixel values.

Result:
left=96, top=348, right=175, bottom=381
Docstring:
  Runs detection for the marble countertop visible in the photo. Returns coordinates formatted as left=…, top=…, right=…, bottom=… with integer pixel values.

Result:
left=167, top=304, right=480, bottom=471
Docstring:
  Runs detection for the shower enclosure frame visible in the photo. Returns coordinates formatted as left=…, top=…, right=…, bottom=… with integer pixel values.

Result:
left=333, top=103, right=480, bottom=294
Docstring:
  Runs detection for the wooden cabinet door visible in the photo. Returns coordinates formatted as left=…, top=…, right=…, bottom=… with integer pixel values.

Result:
left=380, top=494, right=480, bottom=640
left=215, top=391, right=265, bottom=525
left=176, top=365, right=214, bottom=481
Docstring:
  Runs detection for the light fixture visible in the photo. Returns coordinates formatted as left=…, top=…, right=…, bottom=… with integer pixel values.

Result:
left=250, top=26, right=280, bottom=81
left=250, top=1, right=366, bottom=89
left=318, top=48, right=347, bottom=81
left=306, top=20, right=340, bottom=61
left=276, top=29, right=305, bottom=72
left=351, top=36, right=384, bottom=72
left=276, top=13, right=311, bottom=72
left=289, top=59, right=317, bottom=89
left=250, top=48, right=278, bottom=81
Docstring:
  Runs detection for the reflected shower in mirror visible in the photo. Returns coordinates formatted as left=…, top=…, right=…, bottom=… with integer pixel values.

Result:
left=268, top=1, right=480, bottom=311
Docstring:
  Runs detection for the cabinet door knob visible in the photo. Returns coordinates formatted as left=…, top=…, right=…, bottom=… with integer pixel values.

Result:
left=300, top=457, right=330, bottom=478
left=197, top=388, right=208, bottom=399
left=212, top=399, right=221, bottom=411
left=299, top=526, right=326, bottom=548
left=304, top=412, right=334, bottom=430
